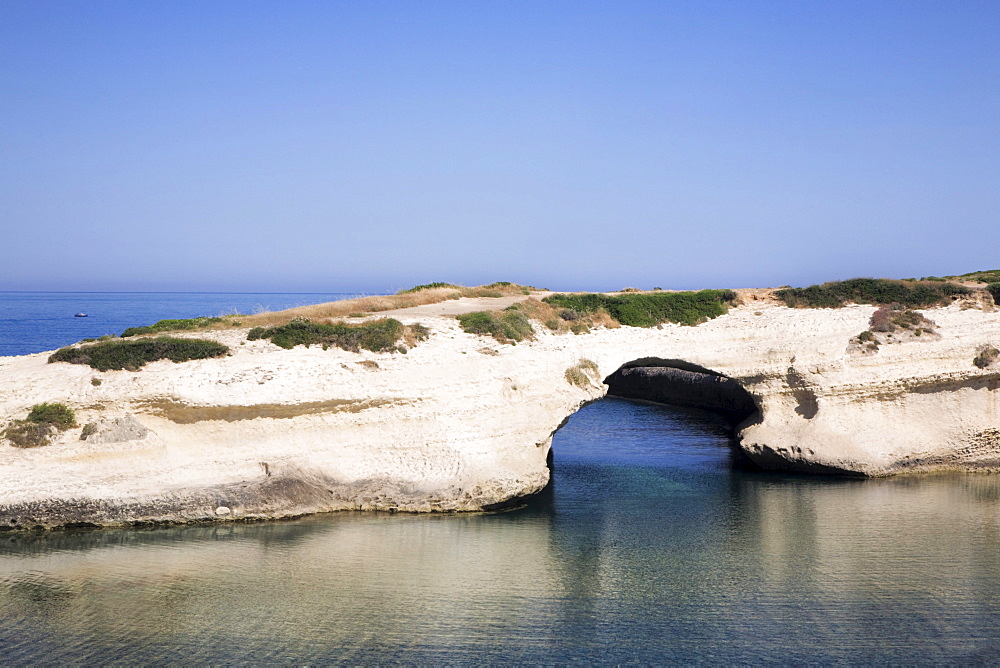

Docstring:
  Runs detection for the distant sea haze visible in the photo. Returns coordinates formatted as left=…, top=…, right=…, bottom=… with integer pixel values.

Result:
left=0, top=292, right=369, bottom=357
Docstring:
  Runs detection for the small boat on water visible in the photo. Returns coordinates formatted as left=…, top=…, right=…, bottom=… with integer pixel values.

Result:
left=74, top=313, right=88, bottom=318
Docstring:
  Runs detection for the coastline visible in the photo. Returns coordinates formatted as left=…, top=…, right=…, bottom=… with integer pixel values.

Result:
left=2, top=291, right=999, bottom=529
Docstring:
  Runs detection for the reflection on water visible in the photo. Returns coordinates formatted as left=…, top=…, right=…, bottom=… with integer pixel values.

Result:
left=1, top=397, right=999, bottom=663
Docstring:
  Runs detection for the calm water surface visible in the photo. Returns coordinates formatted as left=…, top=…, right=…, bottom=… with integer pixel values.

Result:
left=0, top=292, right=367, bottom=357
left=1, top=398, right=999, bottom=663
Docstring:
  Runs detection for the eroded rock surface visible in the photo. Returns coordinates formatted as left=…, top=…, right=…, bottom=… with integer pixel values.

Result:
left=1, top=298, right=999, bottom=528
left=80, top=414, right=150, bottom=444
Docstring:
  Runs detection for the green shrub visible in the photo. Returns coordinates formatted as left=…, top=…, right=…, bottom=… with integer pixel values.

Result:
left=775, top=278, right=969, bottom=308
left=409, top=323, right=430, bottom=342
left=247, top=318, right=404, bottom=352
left=485, top=281, right=536, bottom=293
left=987, top=283, right=1000, bottom=304
left=120, top=316, right=225, bottom=337
left=865, top=303, right=937, bottom=343
left=49, top=337, right=229, bottom=371
left=457, top=310, right=534, bottom=343
left=4, top=402, right=77, bottom=448
left=958, top=269, right=1000, bottom=284
left=974, top=346, right=999, bottom=369
left=397, top=282, right=460, bottom=294
left=4, top=421, right=53, bottom=448
left=27, top=402, right=76, bottom=429
left=543, top=290, right=736, bottom=327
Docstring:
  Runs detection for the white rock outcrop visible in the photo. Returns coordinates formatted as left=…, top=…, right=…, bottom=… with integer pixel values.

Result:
left=1, top=298, right=998, bottom=528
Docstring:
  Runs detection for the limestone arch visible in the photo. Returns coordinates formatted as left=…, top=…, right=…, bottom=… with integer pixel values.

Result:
left=602, top=357, right=761, bottom=429
left=542, top=357, right=762, bottom=479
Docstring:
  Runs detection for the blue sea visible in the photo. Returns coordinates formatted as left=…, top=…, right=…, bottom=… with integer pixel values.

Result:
left=1, top=293, right=999, bottom=663
left=0, top=291, right=367, bottom=357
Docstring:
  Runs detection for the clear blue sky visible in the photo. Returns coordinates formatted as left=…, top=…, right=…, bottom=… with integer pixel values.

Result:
left=2, top=1, right=998, bottom=292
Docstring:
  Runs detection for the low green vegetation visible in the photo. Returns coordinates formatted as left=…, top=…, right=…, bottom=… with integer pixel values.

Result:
left=408, top=323, right=430, bottom=342
left=987, top=283, right=1000, bottom=304
left=483, top=281, right=535, bottom=295
left=565, top=359, right=600, bottom=388
left=396, top=281, right=536, bottom=296
left=543, top=290, right=736, bottom=327
left=775, top=278, right=969, bottom=308
left=397, top=282, right=462, bottom=294
left=26, top=402, right=77, bottom=428
left=957, top=269, right=1000, bottom=284
left=247, top=317, right=405, bottom=352
left=49, top=337, right=229, bottom=371
left=4, top=421, right=54, bottom=448
left=869, top=303, right=935, bottom=334
left=852, top=333, right=880, bottom=352
left=457, top=309, right=534, bottom=343
left=852, top=303, right=938, bottom=352
left=974, top=345, right=999, bottom=369
left=3, top=402, right=77, bottom=448
left=120, top=316, right=230, bottom=337
left=461, top=290, right=734, bottom=343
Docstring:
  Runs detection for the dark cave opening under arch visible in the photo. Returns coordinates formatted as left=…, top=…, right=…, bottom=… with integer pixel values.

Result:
left=602, top=357, right=760, bottom=429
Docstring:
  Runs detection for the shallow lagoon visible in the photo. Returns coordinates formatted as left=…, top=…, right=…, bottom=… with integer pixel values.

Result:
left=1, top=397, right=999, bottom=663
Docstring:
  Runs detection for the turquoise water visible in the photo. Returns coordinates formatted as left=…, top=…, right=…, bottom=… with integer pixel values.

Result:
left=1, top=397, right=999, bottom=663
left=0, top=291, right=367, bottom=357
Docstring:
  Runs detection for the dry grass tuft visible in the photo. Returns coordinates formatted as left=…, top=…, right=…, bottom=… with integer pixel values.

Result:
left=133, top=397, right=397, bottom=423
left=402, top=323, right=430, bottom=348
left=148, top=283, right=542, bottom=332
left=399, top=281, right=537, bottom=297
left=565, top=359, right=601, bottom=388
left=239, top=288, right=465, bottom=327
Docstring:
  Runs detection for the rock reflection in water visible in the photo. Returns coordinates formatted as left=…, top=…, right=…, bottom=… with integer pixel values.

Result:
left=0, top=398, right=998, bottom=663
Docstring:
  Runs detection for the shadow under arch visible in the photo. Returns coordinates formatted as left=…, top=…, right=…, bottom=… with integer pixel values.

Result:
left=529, top=357, right=766, bottom=511
left=530, top=357, right=765, bottom=512
left=602, top=357, right=761, bottom=430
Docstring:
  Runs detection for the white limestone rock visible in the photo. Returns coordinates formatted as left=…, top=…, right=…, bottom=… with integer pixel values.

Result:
left=0, top=297, right=998, bottom=528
